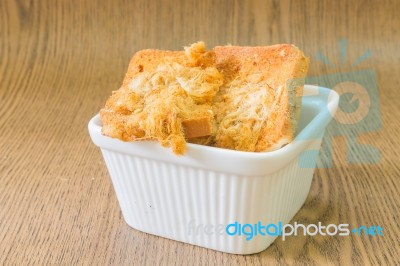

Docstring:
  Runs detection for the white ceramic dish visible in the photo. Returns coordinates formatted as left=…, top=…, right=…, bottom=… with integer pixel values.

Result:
left=88, top=85, right=339, bottom=254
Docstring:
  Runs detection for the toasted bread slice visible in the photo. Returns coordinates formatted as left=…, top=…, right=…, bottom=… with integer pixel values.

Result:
left=100, top=42, right=223, bottom=155
left=211, top=44, right=309, bottom=151
left=100, top=42, right=309, bottom=155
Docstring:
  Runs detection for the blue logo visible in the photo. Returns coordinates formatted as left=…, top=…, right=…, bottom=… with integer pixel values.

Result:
left=299, top=38, right=382, bottom=168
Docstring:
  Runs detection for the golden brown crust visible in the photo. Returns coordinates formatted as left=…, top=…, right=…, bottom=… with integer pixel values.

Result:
left=182, top=116, right=213, bottom=139
left=122, top=50, right=186, bottom=87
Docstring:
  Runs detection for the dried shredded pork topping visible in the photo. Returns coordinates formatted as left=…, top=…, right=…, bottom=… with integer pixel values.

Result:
left=118, top=42, right=224, bottom=154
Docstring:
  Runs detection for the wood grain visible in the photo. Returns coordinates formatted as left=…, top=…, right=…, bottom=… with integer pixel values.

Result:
left=1, top=0, right=399, bottom=265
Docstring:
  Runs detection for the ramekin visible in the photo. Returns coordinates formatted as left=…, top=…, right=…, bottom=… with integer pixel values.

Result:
left=88, top=85, right=339, bottom=254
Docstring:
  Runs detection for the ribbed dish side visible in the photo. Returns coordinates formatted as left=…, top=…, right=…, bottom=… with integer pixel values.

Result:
left=100, top=139, right=321, bottom=254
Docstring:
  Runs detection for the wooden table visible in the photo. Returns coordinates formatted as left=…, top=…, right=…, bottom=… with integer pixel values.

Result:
left=1, top=0, right=399, bottom=264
